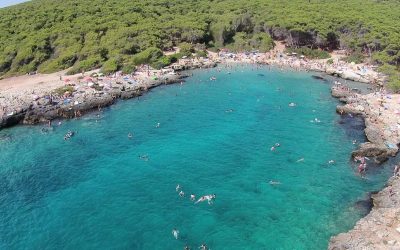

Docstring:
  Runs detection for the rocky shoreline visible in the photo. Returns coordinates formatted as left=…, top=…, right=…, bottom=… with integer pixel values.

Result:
left=0, top=61, right=217, bottom=129
left=331, top=86, right=399, bottom=163
left=328, top=83, right=400, bottom=249
left=0, top=74, right=188, bottom=128
left=329, top=176, right=400, bottom=250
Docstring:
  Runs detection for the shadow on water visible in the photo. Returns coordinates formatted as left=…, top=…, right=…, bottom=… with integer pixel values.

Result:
left=353, top=193, right=373, bottom=216
left=337, top=114, right=366, bottom=141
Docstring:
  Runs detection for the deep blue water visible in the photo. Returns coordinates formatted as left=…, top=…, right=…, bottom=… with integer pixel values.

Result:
left=0, top=65, right=392, bottom=249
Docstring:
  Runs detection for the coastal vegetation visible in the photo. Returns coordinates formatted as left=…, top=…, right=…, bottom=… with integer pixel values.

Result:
left=0, top=0, right=399, bottom=87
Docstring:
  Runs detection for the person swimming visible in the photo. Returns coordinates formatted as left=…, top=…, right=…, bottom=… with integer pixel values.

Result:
left=155, top=122, right=160, bottom=128
left=138, top=154, right=149, bottom=161
left=195, top=194, right=216, bottom=205
left=63, top=130, right=75, bottom=140
left=328, top=160, right=335, bottom=164
left=172, top=229, right=179, bottom=239
left=275, top=143, right=280, bottom=147
left=128, top=133, right=133, bottom=139
left=176, top=184, right=181, bottom=192
left=179, top=191, right=185, bottom=197
left=190, top=194, right=196, bottom=201
left=269, top=180, right=281, bottom=185
left=199, top=243, right=208, bottom=250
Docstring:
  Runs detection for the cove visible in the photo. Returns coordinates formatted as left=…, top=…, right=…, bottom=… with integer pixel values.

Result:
left=0, top=65, right=393, bottom=249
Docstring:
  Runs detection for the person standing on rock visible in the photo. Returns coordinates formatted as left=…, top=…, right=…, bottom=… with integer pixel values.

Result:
left=394, top=165, right=400, bottom=177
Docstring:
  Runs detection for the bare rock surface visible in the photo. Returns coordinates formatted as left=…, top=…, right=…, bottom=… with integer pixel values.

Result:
left=329, top=176, right=400, bottom=250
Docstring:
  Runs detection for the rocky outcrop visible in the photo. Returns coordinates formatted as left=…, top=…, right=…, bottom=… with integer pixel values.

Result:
left=0, top=74, right=187, bottom=129
left=326, top=68, right=373, bottom=84
left=352, top=142, right=396, bottom=164
left=336, top=104, right=364, bottom=116
left=330, top=83, right=400, bottom=249
left=329, top=176, right=400, bottom=250
left=332, top=85, right=398, bottom=162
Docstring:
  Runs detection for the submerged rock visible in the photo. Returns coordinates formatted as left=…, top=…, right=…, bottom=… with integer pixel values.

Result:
left=312, top=75, right=327, bottom=81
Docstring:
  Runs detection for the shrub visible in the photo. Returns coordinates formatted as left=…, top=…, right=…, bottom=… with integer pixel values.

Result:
left=67, top=56, right=101, bottom=75
left=179, top=42, right=195, bottom=57
left=195, top=50, right=208, bottom=58
left=343, top=51, right=365, bottom=64
left=101, top=58, right=120, bottom=74
left=150, top=56, right=171, bottom=69
left=131, top=47, right=163, bottom=66
left=53, top=85, right=74, bottom=96
left=121, top=64, right=136, bottom=74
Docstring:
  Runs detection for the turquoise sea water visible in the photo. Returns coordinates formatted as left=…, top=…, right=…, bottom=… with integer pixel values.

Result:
left=0, top=65, right=393, bottom=249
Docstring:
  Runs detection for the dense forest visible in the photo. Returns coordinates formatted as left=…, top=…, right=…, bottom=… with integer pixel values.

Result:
left=0, top=0, right=399, bottom=87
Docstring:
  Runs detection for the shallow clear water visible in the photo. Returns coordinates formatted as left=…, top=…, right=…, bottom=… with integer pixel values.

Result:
left=0, top=65, right=392, bottom=249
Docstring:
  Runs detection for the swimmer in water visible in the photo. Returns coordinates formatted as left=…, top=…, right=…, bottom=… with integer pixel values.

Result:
left=328, top=160, right=335, bottom=164
left=63, top=130, right=75, bottom=140
left=275, top=143, right=280, bottom=147
left=184, top=246, right=191, bottom=250
left=176, top=184, right=181, bottom=192
left=128, top=133, right=133, bottom=139
left=155, top=122, right=160, bottom=128
left=195, top=194, right=216, bottom=205
left=270, top=146, right=275, bottom=151
left=190, top=194, right=196, bottom=201
left=138, top=155, right=149, bottom=161
left=179, top=191, right=185, bottom=197
left=199, top=243, right=208, bottom=250
left=172, top=229, right=179, bottom=239
left=269, top=180, right=281, bottom=185
left=352, top=140, right=357, bottom=145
